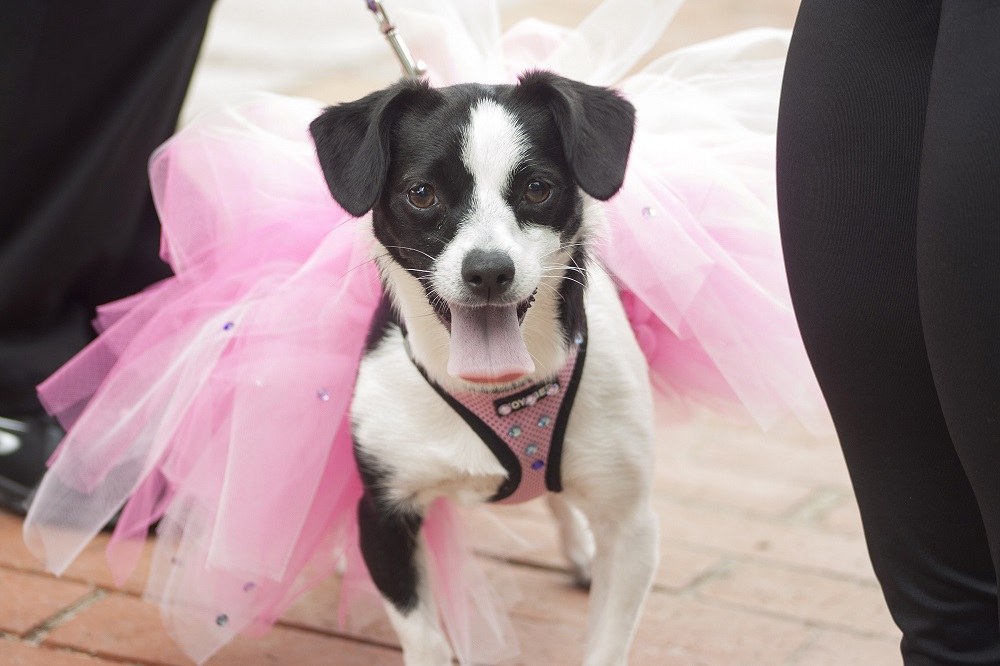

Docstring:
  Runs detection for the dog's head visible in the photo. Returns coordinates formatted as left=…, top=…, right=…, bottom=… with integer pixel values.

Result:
left=310, top=71, right=634, bottom=386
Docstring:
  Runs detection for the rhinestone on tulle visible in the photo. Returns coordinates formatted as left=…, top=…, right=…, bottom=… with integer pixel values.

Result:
left=498, top=403, right=512, bottom=416
left=508, top=426, right=522, bottom=438
left=317, top=388, right=330, bottom=401
left=243, top=582, right=256, bottom=593
left=537, top=415, right=551, bottom=428
left=642, top=207, right=656, bottom=218
left=525, top=444, right=538, bottom=456
left=531, top=460, right=545, bottom=471
left=223, top=321, right=235, bottom=331
left=216, top=614, right=229, bottom=627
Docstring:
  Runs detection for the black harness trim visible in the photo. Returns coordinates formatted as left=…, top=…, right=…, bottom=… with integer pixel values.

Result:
left=408, top=323, right=587, bottom=502
left=546, top=330, right=587, bottom=493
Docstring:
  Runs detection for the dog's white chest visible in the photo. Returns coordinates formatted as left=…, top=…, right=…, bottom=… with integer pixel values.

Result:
left=350, top=269, right=654, bottom=514
left=351, top=332, right=511, bottom=508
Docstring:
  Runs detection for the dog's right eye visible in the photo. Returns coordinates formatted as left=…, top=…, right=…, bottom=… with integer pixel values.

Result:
left=523, top=179, right=551, bottom=204
left=407, top=184, right=437, bottom=209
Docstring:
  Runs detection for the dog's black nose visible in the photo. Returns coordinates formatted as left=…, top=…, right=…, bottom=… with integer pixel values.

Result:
left=462, top=250, right=515, bottom=299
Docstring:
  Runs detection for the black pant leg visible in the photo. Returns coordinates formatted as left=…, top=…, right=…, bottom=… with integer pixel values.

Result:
left=777, top=0, right=1000, bottom=663
left=0, top=1, right=214, bottom=414
left=917, top=0, right=1000, bottom=585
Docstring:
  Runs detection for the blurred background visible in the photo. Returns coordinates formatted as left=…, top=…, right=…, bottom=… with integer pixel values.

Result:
left=181, top=0, right=801, bottom=120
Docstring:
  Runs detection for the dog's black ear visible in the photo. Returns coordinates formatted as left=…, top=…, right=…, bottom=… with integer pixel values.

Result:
left=309, top=80, right=431, bottom=217
left=516, top=70, right=635, bottom=201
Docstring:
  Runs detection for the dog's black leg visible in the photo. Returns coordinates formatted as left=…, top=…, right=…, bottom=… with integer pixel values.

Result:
left=356, top=490, right=422, bottom=614
left=356, top=493, right=453, bottom=664
left=354, top=448, right=452, bottom=665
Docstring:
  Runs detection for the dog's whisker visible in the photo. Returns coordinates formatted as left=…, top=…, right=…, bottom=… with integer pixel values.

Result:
left=540, top=266, right=588, bottom=279
left=382, top=267, right=433, bottom=285
left=532, top=282, right=567, bottom=306
left=406, top=312, right=445, bottom=322
left=541, top=259, right=589, bottom=272
left=371, top=251, right=397, bottom=263
left=539, top=273, right=587, bottom=288
left=382, top=244, right=437, bottom=261
left=567, top=253, right=589, bottom=271
left=429, top=339, right=453, bottom=356
left=537, top=272, right=587, bottom=289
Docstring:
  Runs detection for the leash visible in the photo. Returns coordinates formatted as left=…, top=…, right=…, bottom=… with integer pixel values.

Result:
left=365, top=0, right=427, bottom=79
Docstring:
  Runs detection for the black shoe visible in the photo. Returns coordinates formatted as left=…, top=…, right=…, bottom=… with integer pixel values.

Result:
left=0, top=412, right=64, bottom=515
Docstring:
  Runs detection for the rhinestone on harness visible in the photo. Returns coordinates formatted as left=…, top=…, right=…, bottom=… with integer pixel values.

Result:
left=508, top=425, right=522, bottom=438
left=537, top=415, right=551, bottom=428
left=525, top=444, right=538, bottom=456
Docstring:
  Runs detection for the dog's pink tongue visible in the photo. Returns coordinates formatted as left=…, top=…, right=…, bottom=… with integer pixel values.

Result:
left=447, top=304, right=534, bottom=383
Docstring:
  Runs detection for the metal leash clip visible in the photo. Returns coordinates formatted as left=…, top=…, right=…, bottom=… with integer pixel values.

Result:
left=366, top=0, right=427, bottom=79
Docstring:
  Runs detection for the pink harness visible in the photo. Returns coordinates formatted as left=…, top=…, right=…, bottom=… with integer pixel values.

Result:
left=415, top=331, right=587, bottom=504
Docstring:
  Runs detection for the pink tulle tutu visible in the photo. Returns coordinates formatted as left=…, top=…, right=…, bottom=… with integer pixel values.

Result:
left=24, top=1, right=829, bottom=663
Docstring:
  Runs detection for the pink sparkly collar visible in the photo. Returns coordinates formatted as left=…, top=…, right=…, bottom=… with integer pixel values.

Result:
left=411, top=329, right=587, bottom=504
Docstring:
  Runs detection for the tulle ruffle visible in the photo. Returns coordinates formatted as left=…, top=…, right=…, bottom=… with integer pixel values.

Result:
left=26, top=96, right=380, bottom=662
left=608, top=29, right=829, bottom=433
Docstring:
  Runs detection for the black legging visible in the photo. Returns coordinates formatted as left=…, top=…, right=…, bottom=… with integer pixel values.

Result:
left=778, top=1, right=1000, bottom=663
left=0, top=1, right=214, bottom=415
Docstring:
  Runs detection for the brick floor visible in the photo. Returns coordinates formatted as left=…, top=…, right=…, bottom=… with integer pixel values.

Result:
left=0, top=0, right=907, bottom=664
left=0, top=409, right=901, bottom=666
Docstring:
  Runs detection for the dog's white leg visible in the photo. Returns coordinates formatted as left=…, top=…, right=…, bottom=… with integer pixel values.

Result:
left=384, top=601, right=451, bottom=666
left=577, top=495, right=659, bottom=666
left=547, top=493, right=595, bottom=588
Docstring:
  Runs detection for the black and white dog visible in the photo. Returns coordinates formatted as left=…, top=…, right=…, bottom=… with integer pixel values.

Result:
left=310, top=71, right=658, bottom=666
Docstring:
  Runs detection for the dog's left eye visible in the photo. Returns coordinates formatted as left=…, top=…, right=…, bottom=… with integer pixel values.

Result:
left=523, top=180, right=551, bottom=204
left=407, top=184, right=437, bottom=209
